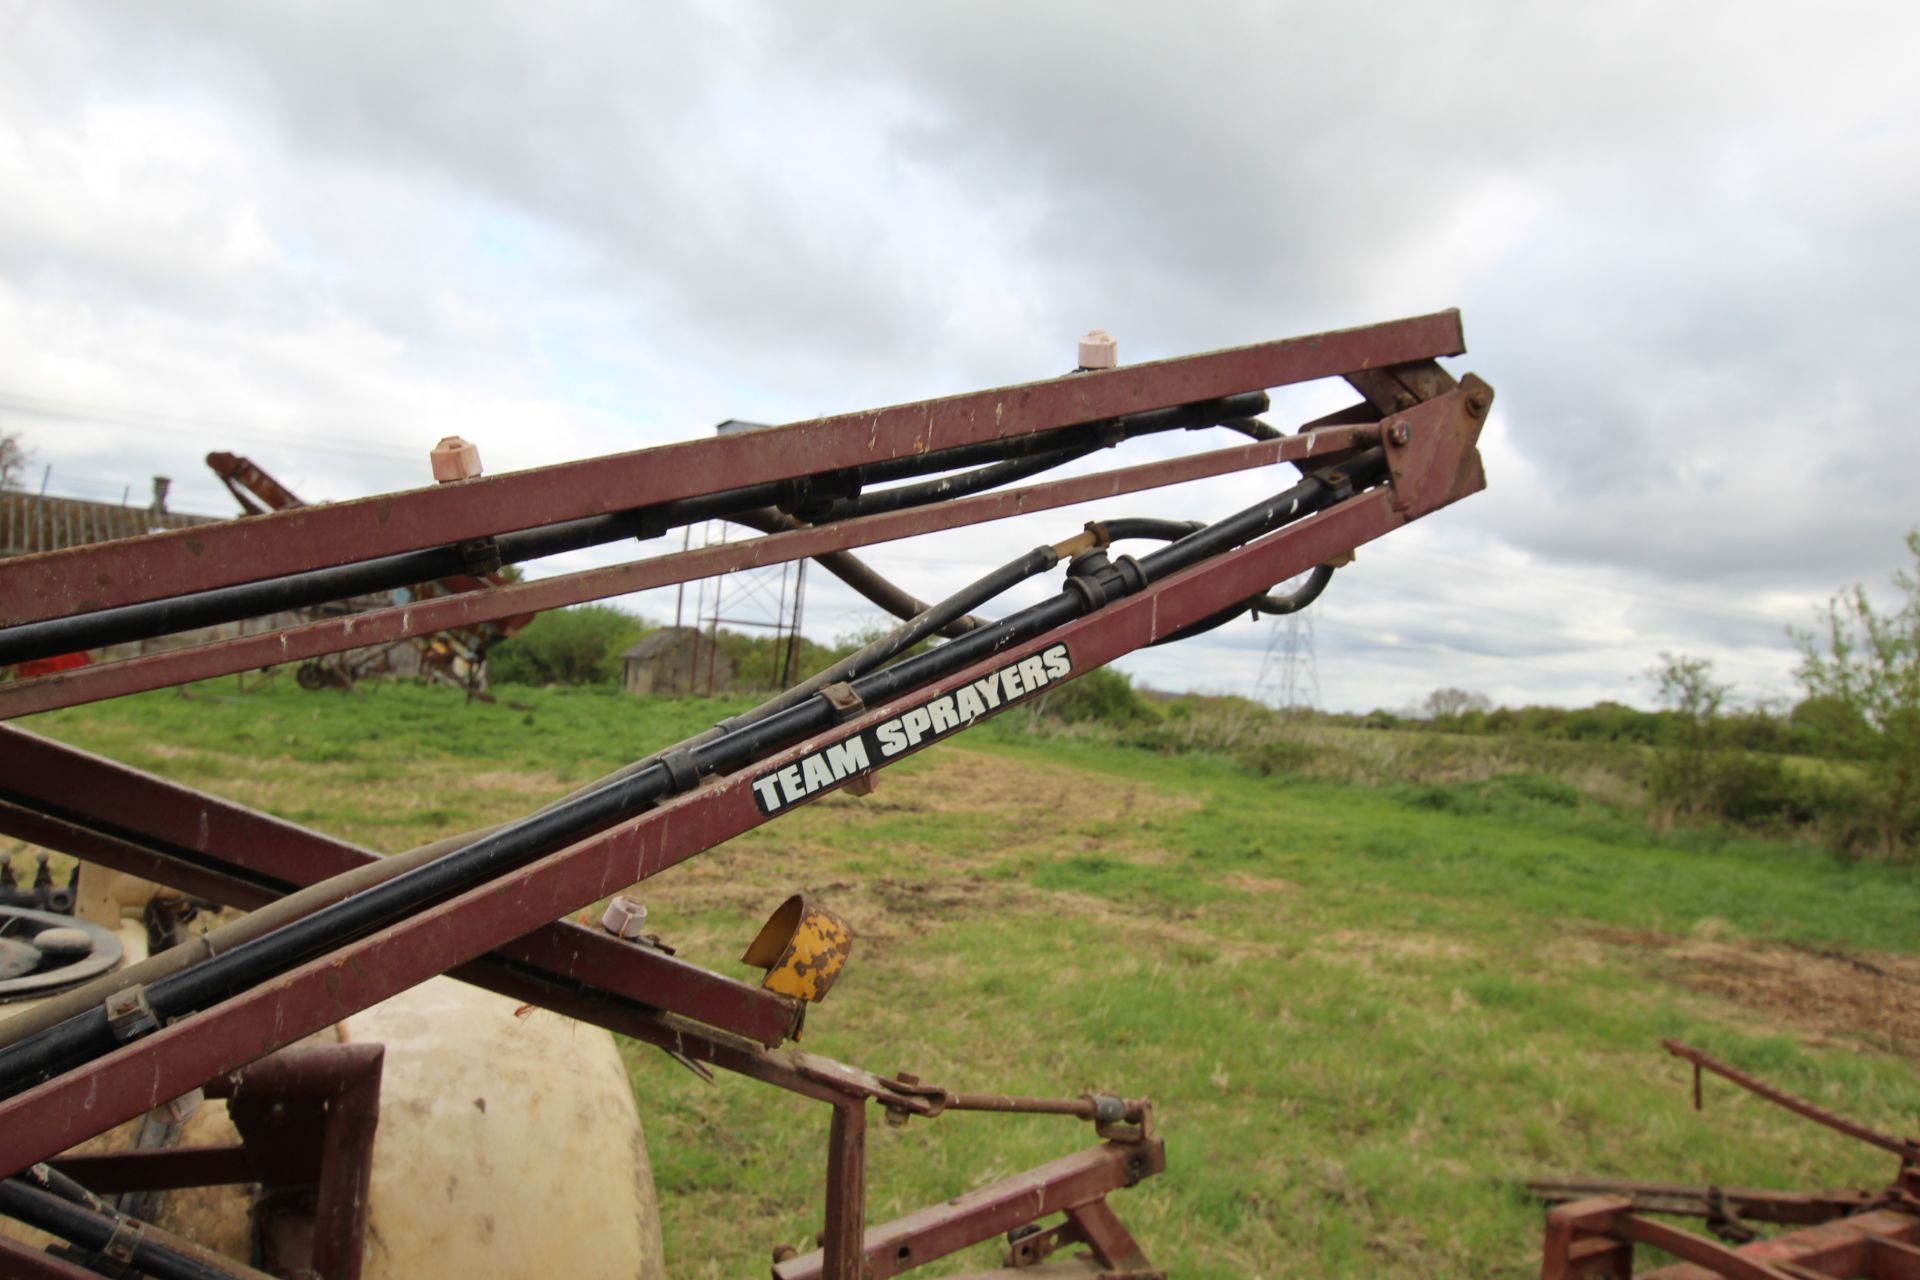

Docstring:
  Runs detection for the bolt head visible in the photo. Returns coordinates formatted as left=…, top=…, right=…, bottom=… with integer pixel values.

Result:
left=1387, top=421, right=1411, bottom=446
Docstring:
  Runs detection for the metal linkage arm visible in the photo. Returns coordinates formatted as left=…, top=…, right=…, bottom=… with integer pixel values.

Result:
left=1664, top=1039, right=1920, bottom=1163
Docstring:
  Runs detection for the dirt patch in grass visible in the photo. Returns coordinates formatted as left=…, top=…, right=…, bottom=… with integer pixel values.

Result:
left=846, top=747, right=1197, bottom=830
left=1323, top=929, right=1478, bottom=965
left=1666, top=940, right=1920, bottom=1055
left=638, top=747, right=1190, bottom=918
left=1226, top=872, right=1302, bottom=895
left=1586, top=927, right=1920, bottom=1055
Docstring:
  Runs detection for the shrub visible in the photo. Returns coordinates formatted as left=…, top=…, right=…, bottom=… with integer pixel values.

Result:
left=1036, top=667, right=1154, bottom=726
left=488, top=605, right=647, bottom=686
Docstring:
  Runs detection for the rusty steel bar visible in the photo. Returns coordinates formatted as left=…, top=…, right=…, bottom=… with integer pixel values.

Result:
left=0, top=311, right=1461, bottom=626
left=1064, top=1197, right=1156, bottom=1272
left=0, top=725, right=803, bottom=1049
left=0, top=423, right=1379, bottom=719
left=0, top=387, right=1482, bottom=1171
left=1527, top=1175, right=1877, bottom=1227
left=1664, top=1040, right=1920, bottom=1161
left=48, top=1146, right=257, bottom=1194
left=941, top=1092, right=1145, bottom=1121
left=822, top=1100, right=868, bottom=1280
left=0, top=800, right=278, bottom=910
left=1545, top=1197, right=1920, bottom=1280
left=774, top=1140, right=1166, bottom=1280
left=218, top=1044, right=382, bottom=1280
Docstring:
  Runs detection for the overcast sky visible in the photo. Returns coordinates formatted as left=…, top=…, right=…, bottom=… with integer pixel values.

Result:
left=3, top=2, right=1915, bottom=713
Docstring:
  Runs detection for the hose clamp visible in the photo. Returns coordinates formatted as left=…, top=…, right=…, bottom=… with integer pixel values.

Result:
left=103, top=1214, right=145, bottom=1265
left=456, top=537, right=503, bottom=577
left=103, top=985, right=159, bottom=1043
left=660, top=750, right=701, bottom=795
left=820, top=682, right=864, bottom=721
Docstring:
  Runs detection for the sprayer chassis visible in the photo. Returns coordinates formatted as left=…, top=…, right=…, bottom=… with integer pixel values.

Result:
left=0, top=312, right=1489, bottom=1278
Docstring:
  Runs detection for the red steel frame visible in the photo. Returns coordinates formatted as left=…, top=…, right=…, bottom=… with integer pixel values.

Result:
left=0, top=309, right=1462, bottom=625
left=1537, top=1042, right=1920, bottom=1280
left=0, top=423, right=1381, bottom=718
left=0, top=311, right=1488, bottom=1278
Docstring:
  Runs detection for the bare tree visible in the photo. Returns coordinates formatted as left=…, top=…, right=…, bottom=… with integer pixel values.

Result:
left=1423, top=687, right=1491, bottom=719
left=0, top=431, right=29, bottom=491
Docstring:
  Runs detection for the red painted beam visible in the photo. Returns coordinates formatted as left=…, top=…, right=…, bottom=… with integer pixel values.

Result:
left=0, top=726, right=802, bottom=1049
left=0, top=311, right=1462, bottom=625
left=774, top=1141, right=1166, bottom=1280
left=0, top=424, right=1378, bottom=719
left=0, top=387, right=1482, bottom=1174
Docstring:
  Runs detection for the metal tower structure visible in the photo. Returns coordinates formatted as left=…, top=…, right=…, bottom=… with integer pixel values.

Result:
left=674, top=420, right=808, bottom=694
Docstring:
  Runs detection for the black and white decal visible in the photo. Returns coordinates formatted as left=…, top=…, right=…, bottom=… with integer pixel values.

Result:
left=748, top=643, right=1073, bottom=815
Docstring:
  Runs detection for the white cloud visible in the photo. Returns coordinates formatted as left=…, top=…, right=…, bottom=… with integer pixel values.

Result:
left=2, top=1, right=1916, bottom=712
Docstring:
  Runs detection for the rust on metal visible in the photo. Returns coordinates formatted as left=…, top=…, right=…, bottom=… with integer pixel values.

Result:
left=0, top=309, right=1462, bottom=625
left=0, top=374, right=1487, bottom=1176
left=1536, top=1042, right=1920, bottom=1279
left=743, top=894, right=854, bottom=1004
left=0, top=314, right=1494, bottom=1276
left=0, top=422, right=1380, bottom=718
left=1663, top=1039, right=1920, bottom=1162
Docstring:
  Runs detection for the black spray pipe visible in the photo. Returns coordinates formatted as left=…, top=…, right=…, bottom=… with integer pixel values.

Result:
left=0, top=450, right=1380, bottom=1095
left=0, top=392, right=1268, bottom=665
left=0, top=1177, right=245, bottom=1280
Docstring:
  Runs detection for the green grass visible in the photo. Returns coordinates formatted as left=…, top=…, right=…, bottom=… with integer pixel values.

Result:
left=21, top=680, right=1920, bottom=1279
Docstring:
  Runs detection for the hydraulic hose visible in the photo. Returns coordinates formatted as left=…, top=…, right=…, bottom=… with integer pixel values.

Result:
left=0, top=826, right=471, bottom=1051
left=0, top=450, right=1381, bottom=1095
left=0, top=537, right=1062, bottom=1053
left=0, top=392, right=1269, bottom=666
left=817, top=444, right=1098, bottom=521
left=0, top=1177, right=254, bottom=1280
left=1254, top=564, right=1334, bottom=615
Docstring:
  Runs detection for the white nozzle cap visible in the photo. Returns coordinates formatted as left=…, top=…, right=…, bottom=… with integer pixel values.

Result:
left=1077, top=330, right=1117, bottom=370
left=600, top=895, right=648, bottom=940
left=430, top=435, right=483, bottom=483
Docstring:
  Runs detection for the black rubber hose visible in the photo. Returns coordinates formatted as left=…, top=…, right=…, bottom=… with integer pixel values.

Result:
left=1098, top=518, right=1205, bottom=543
left=0, top=393, right=1270, bottom=665
left=1253, top=564, right=1334, bottom=615
left=819, top=444, right=1098, bottom=520
left=18, top=1162, right=108, bottom=1213
left=0, top=1178, right=243, bottom=1280
left=852, top=392, right=1269, bottom=483
left=0, top=452, right=1380, bottom=1094
left=1215, top=417, right=1282, bottom=441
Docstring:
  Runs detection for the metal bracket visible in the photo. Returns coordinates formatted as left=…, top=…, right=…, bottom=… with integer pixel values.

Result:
left=1004, top=1220, right=1070, bottom=1268
left=1096, top=1096, right=1154, bottom=1143
left=819, top=682, right=863, bottom=720
left=455, top=536, right=503, bottom=577
left=103, top=985, right=159, bottom=1043
left=102, top=1213, right=145, bottom=1264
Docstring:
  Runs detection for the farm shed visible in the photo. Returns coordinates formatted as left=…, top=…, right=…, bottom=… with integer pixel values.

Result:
left=621, top=627, right=732, bottom=696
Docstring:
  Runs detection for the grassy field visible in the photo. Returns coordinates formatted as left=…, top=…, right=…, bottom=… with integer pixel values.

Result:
left=20, top=680, right=1920, bottom=1278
